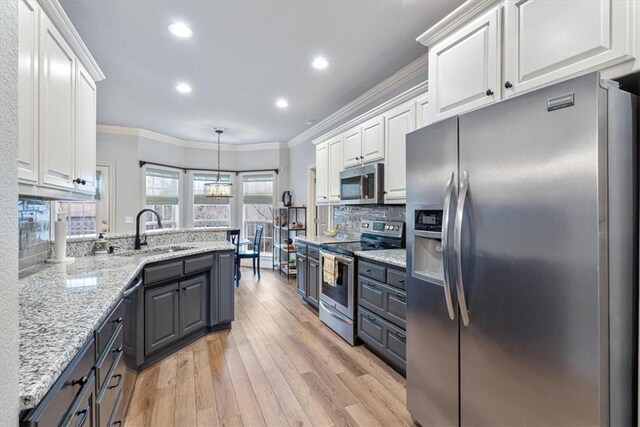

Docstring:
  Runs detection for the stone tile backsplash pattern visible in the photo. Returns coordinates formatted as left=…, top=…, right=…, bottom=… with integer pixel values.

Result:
left=333, top=205, right=406, bottom=238
left=18, top=199, right=50, bottom=272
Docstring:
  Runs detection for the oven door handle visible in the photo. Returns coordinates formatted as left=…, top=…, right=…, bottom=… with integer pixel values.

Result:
left=320, top=301, right=353, bottom=323
left=320, top=251, right=353, bottom=264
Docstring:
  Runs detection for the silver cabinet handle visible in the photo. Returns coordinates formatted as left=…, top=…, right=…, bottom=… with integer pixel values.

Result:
left=441, top=171, right=456, bottom=320
left=454, top=171, right=470, bottom=326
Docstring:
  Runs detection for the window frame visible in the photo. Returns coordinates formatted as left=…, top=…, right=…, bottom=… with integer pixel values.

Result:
left=239, top=171, right=276, bottom=257
left=141, top=164, right=184, bottom=230
left=187, top=170, right=235, bottom=229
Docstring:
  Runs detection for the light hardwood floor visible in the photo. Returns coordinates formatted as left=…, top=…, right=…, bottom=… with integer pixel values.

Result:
left=125, top=267, right=415, bottom=427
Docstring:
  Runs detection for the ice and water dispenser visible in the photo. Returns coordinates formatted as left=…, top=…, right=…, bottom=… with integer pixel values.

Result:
left=412, top=207, right=444, bottom=284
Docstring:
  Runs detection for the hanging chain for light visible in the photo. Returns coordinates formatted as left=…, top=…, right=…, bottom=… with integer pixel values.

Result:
left=206, top=128, right=233, bottom=198
left=216, top=129, right=222, bottom=183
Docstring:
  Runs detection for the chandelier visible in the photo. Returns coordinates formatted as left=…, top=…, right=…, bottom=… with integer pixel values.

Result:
left=205, top=129, right=233, bottom=198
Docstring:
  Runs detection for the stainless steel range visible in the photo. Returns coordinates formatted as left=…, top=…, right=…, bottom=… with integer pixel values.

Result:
left=319, top=220, right=405, bottom=344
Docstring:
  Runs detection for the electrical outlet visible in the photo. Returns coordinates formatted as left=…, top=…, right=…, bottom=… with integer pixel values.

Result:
left=125, top=216, right=134, bottom=224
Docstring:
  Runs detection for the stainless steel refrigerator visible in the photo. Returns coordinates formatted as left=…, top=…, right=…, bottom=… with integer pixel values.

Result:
left=406, top=72, right=638, bottom=426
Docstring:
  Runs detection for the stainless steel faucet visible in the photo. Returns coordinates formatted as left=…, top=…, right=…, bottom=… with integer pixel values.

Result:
left=135, top=209, right=162, bottom=250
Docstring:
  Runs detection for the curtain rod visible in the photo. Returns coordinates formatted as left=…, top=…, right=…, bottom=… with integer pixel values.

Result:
left=139, top=160, right=279, bottom=175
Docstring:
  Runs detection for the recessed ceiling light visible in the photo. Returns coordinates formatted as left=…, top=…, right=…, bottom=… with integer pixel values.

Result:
left=168, top=22, right=193, bottom=38
left=305, top=118, right=317, bottom=125
left=311, top=57, right=330, bottom=70
left=275, top=99, right=289, bottom=109
left=175, top=82, right=192, bottom=94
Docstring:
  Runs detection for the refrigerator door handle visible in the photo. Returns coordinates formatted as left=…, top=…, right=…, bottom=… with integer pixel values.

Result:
left=441, top=171, right=456, bottom=320
left=454, top=170, right=471, bottom=326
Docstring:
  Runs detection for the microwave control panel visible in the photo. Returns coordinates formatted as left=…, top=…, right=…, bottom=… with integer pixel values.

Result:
left=414, top=209, right=442, bottom=233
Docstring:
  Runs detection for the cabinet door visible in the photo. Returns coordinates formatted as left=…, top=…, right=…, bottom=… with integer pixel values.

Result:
left=307, top=257, right=320, bottom=307
left=343, top=126, right=362, bottom=168
left=145, top=283, right=180, bottom=355
left=327, top=135, right=343, bottom=203
left=361, top=115, right=385, bottom=163
left=415, top=93, right=429, bottom=129
left=217, top=251, right=235, bottom=324
left=75, top=62, right=97, bottom=194
left=180, top=275, right=207, bottom=336
left=427, top=7, right=501, bottom=122
left=296, top=253, right=307, bottom=297
left=504, top=0, right=635, bottom=96
left=39, top=12, right=76, bottom=190
left=384, top=101, right=415, bottom=203
left=18, top=0, right=39, bottom=184
left=315, top=141, right=329, bottom=203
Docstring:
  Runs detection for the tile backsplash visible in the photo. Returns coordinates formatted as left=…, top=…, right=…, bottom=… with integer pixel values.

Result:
left=333, top=205, right=406, bottom=238
left=19, top=199, right=51, bottom=272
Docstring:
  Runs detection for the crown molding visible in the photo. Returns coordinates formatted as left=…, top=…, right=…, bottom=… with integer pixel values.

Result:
left=416, top=0, right=500, bottom=47
left=97, top=124, right=286, bottom=152
left=311, top=80, right=428, bottom=145
left=38, top=0, right=105, bottom=81
left=287, top=53, right=429, bottom=147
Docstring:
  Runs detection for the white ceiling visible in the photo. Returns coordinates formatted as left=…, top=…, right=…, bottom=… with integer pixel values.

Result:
left=60, top=0, right=463, bottom=144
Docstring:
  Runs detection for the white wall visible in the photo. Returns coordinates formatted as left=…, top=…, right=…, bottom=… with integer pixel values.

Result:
left=97, top=129, right=286, bottom=233
left=0, top=2, right=20, bottom=424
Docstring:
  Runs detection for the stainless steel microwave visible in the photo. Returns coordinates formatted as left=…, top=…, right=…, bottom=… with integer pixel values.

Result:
left=339, top=163, right=384, bottom=205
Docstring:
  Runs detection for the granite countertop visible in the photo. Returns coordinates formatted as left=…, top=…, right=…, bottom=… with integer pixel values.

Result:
left=19, top=241, right=236, bottom=410
left=354, top=249, right=407, bottom=269
left=294, top=235, right=361, bottom=245
left=66, top=226, right=240, bottom=243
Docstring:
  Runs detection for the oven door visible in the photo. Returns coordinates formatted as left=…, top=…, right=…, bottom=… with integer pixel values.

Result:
left=319, top=251, right=355, bottom=319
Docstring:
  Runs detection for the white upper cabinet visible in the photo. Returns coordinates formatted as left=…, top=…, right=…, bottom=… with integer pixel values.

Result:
left=343, top=126, right=362, bottom=169
left=75, top=62, right=97, bottom=194
left=18, top=0, right=39, bottom=184
left=415, top=93, right=429, bottom=129
left=315, top=141, right=329, bottom=204
left=39, top=12, right=76, bottom=190
left=427, top=6, right=501, bottom=123
left=361, top=115, right=385, bottom=164
left=327, top=135, right=344, bottom=203
left=504, top=0, right=636, bottom=96
left=384, top=101, right=416, bottom=204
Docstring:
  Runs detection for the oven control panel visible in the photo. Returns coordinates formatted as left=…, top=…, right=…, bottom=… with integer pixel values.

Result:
left=361, top=220, right=404, bottom=237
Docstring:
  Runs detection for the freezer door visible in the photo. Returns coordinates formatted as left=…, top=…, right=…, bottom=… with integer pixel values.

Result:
left=456, top=73, right=607, bottom=425
left=406, top=117, right=459, bottom=426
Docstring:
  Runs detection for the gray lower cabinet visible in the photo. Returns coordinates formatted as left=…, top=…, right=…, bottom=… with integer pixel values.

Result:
left=296, top=253, right=307, bottom=297
left=215, top=251, right=235, bottom=324
left=145, top=282, right=181, bottom=355
left=307, top=257, right=320, bottom=307
left=180, top=275, right=207, bottom=336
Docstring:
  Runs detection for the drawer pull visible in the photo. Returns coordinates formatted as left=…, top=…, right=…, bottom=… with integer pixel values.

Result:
left=112, top=317, right=123, bottom=324
left=366, top=282, right=377, bottom=288
left=393, top=331, right=407, bottom=343
left=71, top=375, right=88, bottom=387
left=395, top=293, right=406, bottom=301
left=76, top=408, right=89, bottom=427
left=365, top=268, right=372, bottom=273
left=108, top=373, right=123, bottom=389
left=112, top=346, right=123, bottom=354
left=112, top=421, right=123, bottom=426
left=398, top=279, right=405, bottom=284
left=366, top=315, right=378, bottom=324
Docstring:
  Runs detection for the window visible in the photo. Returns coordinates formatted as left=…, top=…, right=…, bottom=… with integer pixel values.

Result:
left=193, top=173, right=231, bottom=228
left=144, top=167, right=181, bottom=229
left=242, top=174, right=274, bottom=256
left=57, top=201, right=97, bottom=237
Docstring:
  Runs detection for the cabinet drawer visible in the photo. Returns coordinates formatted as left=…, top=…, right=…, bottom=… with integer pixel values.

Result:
left=97, top=352, right=124, bottom=427
left=96, top=300, right=124, bottom=361
left=385, top=323, right=406, bottom=372
left=184, top=254, right=214, bottom=275
left=358, top=277, right=407, bottom=329
left=358, top=309, right=385, bottom=351
left=63, top=372, right=95, bottom=427
left=296, top=243, right=307, bottom=256
left=386, top=269, right=406, bottom=290
left=144, top=260, right=183, bottom=285
left=96, top=326, right=123, bottom=394
left=358, top=307, right=406, bottom=373
left=22, top=338, right=95, bottom=427
left=307, top=245, right=320, bottom=260
left=359, top=261, right=386, bottom=282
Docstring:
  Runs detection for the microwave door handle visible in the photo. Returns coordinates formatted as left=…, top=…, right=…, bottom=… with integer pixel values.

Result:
left=360, top=174, right=365, bottom=200
left=441, top=171, right=456, bottom=320
left=454, top=170, right=471, bottom=326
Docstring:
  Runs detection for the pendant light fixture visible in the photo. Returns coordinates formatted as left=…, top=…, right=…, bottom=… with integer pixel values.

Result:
left=205, top=129, right=233, bottom=198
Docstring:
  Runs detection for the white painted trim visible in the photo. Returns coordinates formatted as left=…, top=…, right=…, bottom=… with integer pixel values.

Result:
left=416, top=0, right=501, bottom=47
left=37, top=0, right=105, bottom=81
left=306, top=165, right=316, bottom=237
left=96, top=160, right=116, bottom=233
left=287, top=53, right=430, bottom=148
left=311, top=80, right=428, bottom=145
left=97, top=124, right=287, bottom=152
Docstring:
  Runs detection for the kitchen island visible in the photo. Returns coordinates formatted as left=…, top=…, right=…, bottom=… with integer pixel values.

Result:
left=18, top=240, right=236, bottom=412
